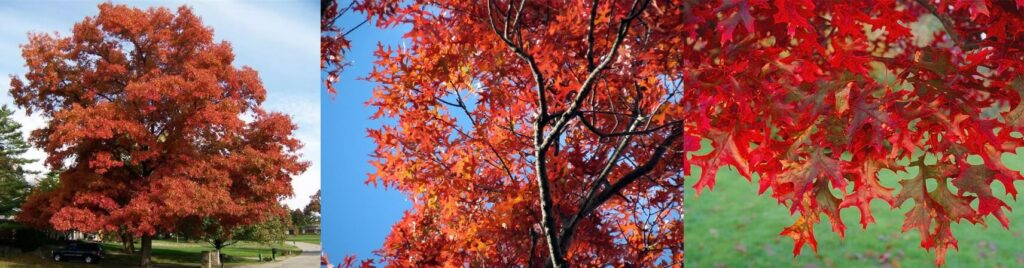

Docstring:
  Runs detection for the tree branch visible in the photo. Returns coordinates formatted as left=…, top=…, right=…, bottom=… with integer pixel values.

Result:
left=487, top=0, right=549, bottom=119
left=487, top=1, right=651, bottom=267
left=911, top=0, right=976, bottom=50
left=439, top=90, right=519, bottom=184
left=578, top=115, right=681, bottom=138
left=557, top=87, right=682, bottom=254
left=527, top=228, right=538, bottom=268
left=539, top=0, right=651, bottom=151
left=600, top=126, right=680, bottom=210
left=487, top=1, right=565, bottom=266
left=557, top=112, right=644, bottom=252
left=342, top=18, right=370, bottom=37
left=585, top=0, right=600, bottom=71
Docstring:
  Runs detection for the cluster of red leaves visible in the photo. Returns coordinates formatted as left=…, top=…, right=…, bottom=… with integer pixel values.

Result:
left=681, top=0, right=1024, bottom=265
left=12, top=3, right=307, bottom=241
left=359, top=0, right=684, bottom=266
left=321, top=253, right=374, bottom=268
left=322, top=0, right=359, bottom=94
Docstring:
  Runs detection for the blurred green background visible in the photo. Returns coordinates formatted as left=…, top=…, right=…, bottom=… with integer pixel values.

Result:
left=685, top=152, right=1024, bottom=268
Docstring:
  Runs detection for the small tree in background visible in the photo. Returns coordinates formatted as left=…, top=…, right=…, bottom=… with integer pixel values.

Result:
left=233, top=215, right=291, bottom=247
left=289, top=208, right=309, bottom=234
left=31, top=170, right=61, bottom=194
left=289, top=191, right=321, bottom=235
left=188, top=212, right=292, bottom=251
left=304, top=190, right=320, bottom=214
left=176, top=210, right=291, bottom=265
left=303, top=190, right=321, bottom=226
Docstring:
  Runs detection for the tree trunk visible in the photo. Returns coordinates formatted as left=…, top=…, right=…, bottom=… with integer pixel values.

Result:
left=120, top=233, right=129, bottom=253
left=211, top=250, right=222, bottom=267
left=129, top=235, right=136, bottom=253
left=140, top=235, right=153, bottom=268
left=214, top=239, right=224, bottom=265
left=321, top=0, right=331, bottom=16
left=121, top=233, right=135, bottom=254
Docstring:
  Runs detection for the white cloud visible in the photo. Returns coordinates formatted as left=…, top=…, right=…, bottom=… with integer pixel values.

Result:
left=186, top=0, right=319, bottom=58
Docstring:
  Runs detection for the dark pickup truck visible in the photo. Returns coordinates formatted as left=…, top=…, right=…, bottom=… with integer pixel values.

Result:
left=52, top=241, right=104, bottom=264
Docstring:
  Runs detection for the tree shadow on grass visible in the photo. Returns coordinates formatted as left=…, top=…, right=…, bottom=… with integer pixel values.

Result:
left=0, top=240, right=298, bottom=267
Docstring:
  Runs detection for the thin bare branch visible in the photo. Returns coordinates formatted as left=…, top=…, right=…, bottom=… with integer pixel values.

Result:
left=586, top=0, right=600, bottom=71
left=578, top=116, right=681, bottom=138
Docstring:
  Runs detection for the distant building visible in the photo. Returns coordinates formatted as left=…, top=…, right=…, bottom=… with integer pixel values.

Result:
left=302, top=224, right=320, bottom=234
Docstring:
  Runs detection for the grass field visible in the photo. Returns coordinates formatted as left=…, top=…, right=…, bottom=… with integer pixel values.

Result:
left=686, top=152, right=1024, bottom=267
left=287, top=234, right=320, bottom=245
left=0, top=239, right=301, bottom=267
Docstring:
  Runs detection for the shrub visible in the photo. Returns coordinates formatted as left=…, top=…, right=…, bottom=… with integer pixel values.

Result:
left=12, top=228, right=47, bottom=252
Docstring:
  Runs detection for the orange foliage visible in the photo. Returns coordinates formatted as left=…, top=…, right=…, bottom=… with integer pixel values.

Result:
left=11, top=3, right=308, bottom=261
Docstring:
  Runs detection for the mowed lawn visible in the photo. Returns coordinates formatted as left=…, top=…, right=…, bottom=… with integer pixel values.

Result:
left=686, top=151, right=1024, bottom=268
left=287, top=234, right=320, bottom=245
left=0, top=239, right=300, bottom=267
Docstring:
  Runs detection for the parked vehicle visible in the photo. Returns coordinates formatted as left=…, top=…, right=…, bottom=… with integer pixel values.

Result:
left=51, top=241, right=104, bottom=264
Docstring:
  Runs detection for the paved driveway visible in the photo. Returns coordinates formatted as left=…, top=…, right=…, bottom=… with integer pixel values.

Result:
left=238, top=242, right=320, bottom=268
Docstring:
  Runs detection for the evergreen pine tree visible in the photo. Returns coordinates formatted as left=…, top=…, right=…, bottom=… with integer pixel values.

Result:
left=0, top=105, right=33, bottom=218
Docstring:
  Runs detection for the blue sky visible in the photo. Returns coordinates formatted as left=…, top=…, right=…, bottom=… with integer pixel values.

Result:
left=320, top=7, right=411, bottom=262
left=0, top=0, right=321, bottom=209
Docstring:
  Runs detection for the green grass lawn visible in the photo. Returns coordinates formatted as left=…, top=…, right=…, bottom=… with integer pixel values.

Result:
left=686, top=153, right=1024, bottom=267
left=287, top=234, right=320, bottom=245
left=0, top=239, right=301, bottom=267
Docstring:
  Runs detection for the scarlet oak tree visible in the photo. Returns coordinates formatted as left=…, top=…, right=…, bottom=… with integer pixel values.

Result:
left=680, top=0, right=1024, bottom=265
left=11, top=4, right=307, bottom=267
left=360, top=0, right=684, bottom=266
